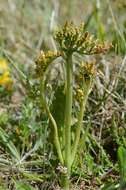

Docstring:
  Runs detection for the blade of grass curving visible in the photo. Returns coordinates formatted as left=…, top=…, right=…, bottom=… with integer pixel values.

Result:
left=0, top=127, right=20, bottom=162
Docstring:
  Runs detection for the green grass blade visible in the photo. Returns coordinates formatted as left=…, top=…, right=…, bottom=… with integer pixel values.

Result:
left=0, top=127, right=20, bottom=162
left=14, top=181, right=37, bottom=190
left=118, top=147, right=126, bottom=188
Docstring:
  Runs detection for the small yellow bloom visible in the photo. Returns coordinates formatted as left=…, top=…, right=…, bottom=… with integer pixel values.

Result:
left=0, top=59, right=8, bottom=71
left=0, top=58, right=13, bottom=90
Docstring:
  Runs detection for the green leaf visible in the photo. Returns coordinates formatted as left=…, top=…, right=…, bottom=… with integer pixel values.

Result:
left=101, top=183, right=116, bottom=190
left=22, top=172, right=45, bottom=182
left=51, top=84, right=65, bottom=127
left=118, top=146, right=126, bottom=188
left=49, top=84, right=65, bottom=142
left=0, top=127, right=20, bottom=162
left=14, top=181, right=37, bottom=190
left=0, top=158, right=11, bottom=164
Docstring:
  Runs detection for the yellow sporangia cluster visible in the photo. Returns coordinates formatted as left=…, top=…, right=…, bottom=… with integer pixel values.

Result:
left=76, top=61, right=96, bottom=86
left=75, top=88, right=85, bottom=103
left=0, top=58, right=13, bottom=90
left=35, top=51, right=61, bottom=77
left=75, top=61, right=96, bottom=103
left=81, top=61, right=96, bottom=81
left=54, top=22, right=112, bottom=55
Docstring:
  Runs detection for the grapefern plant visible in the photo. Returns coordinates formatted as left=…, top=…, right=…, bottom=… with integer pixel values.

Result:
left=35, top=22, right=112, bottom=190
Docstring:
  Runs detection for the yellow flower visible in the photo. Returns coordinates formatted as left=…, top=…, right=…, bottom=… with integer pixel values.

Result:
left=0, top=58, right=13, bottom=90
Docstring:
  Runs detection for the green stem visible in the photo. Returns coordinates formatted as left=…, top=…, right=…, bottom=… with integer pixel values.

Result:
left=71, top=84, right=90, bottom=164
left=40, top=77, right=64, bottom=165
left=63, top=54, right=73, bottom=188
left=61, top=174, right=70, bottom=190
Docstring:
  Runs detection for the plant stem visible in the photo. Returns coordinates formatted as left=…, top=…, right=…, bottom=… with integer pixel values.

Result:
left=63, top=54, right=73, bottom=189
left=71, top=85, right=90, bottom=164
left=40, top=77, right=64, bottom=165
left=61, top=174, right=70, bottom=190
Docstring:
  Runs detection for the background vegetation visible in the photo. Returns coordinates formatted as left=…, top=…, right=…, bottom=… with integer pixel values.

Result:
left=0, top=0, right=126, bottom=189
